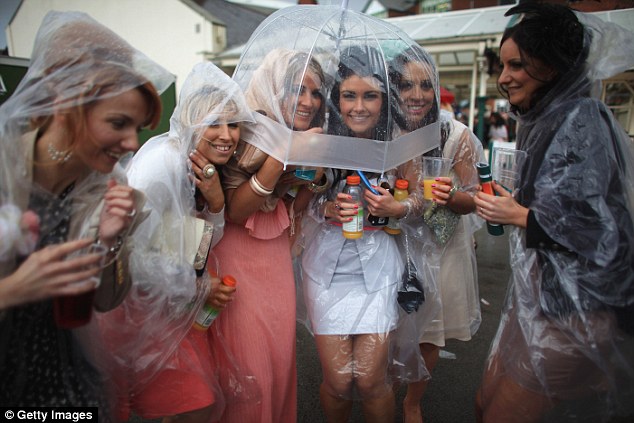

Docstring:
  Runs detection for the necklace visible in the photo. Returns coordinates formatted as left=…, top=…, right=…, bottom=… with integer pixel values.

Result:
left=47, top=142, right=73, bottom=163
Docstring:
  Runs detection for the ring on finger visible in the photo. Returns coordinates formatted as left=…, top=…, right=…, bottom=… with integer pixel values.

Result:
left=202, top=163, right=216, bottom=179
left=126, top=209, right=137, bottom=218
left=334, top=202, right=342, bottom=211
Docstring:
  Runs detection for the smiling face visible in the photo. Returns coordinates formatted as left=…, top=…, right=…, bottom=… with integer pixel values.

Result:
left=74, top=88, right=149, bottom=173
left=498, top=38, right=554, bottom=112
left=195, top=118, right=240, bottom=166
left=398, top=61, right=435, bottom=128
left=339, top=75, right=383, bottom=138
left=282, top=70, right=323, bottom=131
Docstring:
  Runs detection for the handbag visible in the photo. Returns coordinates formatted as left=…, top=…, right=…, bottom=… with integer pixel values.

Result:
left=235, top=139, right=268, bottom=173
left=397, top=233, right=425, bottom=313
left=423, top=202, right=460, bottom=246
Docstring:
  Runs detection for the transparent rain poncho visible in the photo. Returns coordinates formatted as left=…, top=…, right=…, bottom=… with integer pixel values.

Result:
left=398, top=109, right=485, bottom=354
left=0, top=10, right=173, bottom=262
left=232, top=2, right=440, bottom=173
left=388, top=43, right=484, bottom=381
left=480, top=8, right=634, bottom=421
left=92, top=62, right=256, bottom=419
left=0, top=9, right=173, bottom=414
left=292, top=41, right=447, bottom=398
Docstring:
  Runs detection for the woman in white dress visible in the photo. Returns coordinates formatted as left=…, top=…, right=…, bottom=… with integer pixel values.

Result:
left=389, top=45, right=484, bottom=423
left=300, top=44, right=433, bottom=423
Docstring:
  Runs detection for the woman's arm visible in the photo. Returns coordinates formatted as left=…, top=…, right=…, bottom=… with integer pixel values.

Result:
left=225, top=154, right=286, bottom=223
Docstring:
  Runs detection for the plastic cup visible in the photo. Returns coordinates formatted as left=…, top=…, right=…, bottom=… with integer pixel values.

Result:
left=491, top=148, right=527, bottom=194
left=422, top=157, right=453, bottom=200
left=295, top=166, right=317, bottom=181
left=53, top=242, right=107, bottom=329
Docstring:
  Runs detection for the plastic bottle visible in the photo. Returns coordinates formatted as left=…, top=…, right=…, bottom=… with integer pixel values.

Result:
left=342, top=175, right=364, bottom=239
left=384, top=179, right=409, bottom=235
left=193, top=275, right=237, bottom=331
left=476, top=162, right=504, bottom=236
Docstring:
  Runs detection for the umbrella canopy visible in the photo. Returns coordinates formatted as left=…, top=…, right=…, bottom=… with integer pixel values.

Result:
left=232, top=2, right=441, bottom=173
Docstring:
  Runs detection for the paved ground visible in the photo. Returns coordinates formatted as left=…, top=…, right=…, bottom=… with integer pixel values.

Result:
left=296, top=226, right=512, bottom=422
left=132, top=226, right=510, bottom=423
left=133, top=226, right=633, bottom=422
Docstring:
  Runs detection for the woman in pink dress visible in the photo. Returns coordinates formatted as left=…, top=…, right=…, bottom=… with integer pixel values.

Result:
left=211, top=48, right=329, bottom=422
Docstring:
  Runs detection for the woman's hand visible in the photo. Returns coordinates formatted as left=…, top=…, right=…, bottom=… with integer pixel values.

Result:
left=363, top=185, right=405, bottom=219
left=427, top=176, right=453, bottom=206
left=474, top=181, right=528, bottom=228
left=98, top=179, right=137, bottom=247
left=0, top=238, right=103, bottom=310
left=208, top=275, right=237, bottom=310
left=326, top=192, right=361, bottom=224
left=189, top=149, right=224, bottom=213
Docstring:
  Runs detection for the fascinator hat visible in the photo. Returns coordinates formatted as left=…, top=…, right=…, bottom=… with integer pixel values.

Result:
left=501, top=2, right=634, bottom=115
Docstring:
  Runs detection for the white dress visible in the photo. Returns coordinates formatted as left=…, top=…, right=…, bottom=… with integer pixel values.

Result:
left=301, top=177, right=403, bottom=336
left=416, top=116, right=483, bottom=346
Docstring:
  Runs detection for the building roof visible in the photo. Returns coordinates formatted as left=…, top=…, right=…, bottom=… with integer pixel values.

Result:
left=195, top=0, right=269, bottom=48
left=389, top=5, right=634, bottom=69
left=213, top=5, right=634, bottom=65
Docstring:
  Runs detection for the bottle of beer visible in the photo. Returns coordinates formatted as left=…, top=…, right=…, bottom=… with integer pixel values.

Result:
left=476, top=162, right=504, bottom=236
left=368, top=176, right=391, bottom=226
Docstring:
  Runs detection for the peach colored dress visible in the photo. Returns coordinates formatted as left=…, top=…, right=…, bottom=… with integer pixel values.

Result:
left=210, top=201, right=297, bottom=423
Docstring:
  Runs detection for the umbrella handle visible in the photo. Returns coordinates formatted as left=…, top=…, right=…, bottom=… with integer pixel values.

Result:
left=355, top=170, right=380, bottom=195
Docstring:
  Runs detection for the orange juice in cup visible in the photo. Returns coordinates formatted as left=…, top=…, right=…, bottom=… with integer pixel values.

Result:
left=422, top=157, right=453, bottom=200
left=423, top=178, right=448, bottom=200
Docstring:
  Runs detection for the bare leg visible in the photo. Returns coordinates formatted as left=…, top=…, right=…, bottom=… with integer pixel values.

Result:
left=361, top=391, right=395, bottom=423
left=315, top=335, right=354, bottom=423
left=353, top=333, right=395, bottom=423
left=403, top=343, right=440, bottom=423
left=162, top=405, right=215, bottom=423
left=477, top=356, right=555, bottom=423
left=319, top=383, right=353, bottom=423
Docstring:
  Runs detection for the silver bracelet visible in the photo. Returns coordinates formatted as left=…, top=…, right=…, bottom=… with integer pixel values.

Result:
left=448, top=184, right=458, bottom=199
left=96, top=236, right=124, bottom=267
left=249, top=174, right=274, bottom=197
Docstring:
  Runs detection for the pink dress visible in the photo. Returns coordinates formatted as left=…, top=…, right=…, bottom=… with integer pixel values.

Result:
left=210, top=201, right=297, bottom=423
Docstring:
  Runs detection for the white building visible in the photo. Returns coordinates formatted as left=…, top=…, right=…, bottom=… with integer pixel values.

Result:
left=5, top=0, right=227, bottom=92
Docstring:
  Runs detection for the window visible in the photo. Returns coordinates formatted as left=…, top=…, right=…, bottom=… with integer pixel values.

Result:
left=603, top=78, right=634, bottom=138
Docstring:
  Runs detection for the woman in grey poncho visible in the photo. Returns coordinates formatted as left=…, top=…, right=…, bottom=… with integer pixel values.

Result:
left=474, top=3, right=634, bottom=422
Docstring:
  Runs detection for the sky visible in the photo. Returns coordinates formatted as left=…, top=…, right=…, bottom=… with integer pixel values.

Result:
left=0, top=0, right=21, bottom=50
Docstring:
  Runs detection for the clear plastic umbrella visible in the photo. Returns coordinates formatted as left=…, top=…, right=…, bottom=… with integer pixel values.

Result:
left=232, top=0, right=441, bottom=173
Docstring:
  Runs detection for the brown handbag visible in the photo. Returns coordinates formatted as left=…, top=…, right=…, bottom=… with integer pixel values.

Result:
left=235, top=139, right=268, bottom=173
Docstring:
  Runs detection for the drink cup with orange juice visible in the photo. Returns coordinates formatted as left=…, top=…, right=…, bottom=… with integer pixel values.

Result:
left=422, top=157, right=453, bottom=200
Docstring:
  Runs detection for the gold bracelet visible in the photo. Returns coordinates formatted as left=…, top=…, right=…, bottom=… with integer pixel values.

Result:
left=308, top=175, right=329, bottom=193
